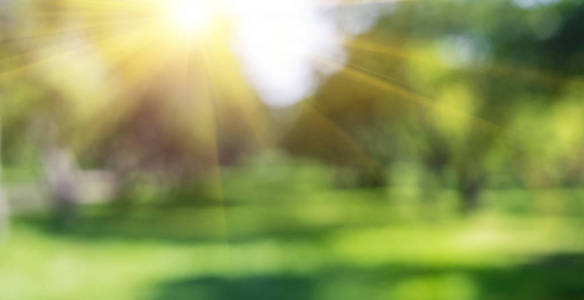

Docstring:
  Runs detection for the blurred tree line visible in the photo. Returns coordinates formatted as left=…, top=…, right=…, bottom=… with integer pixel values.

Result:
left=286, top=0, right=584, bottom=209
left=1, top=0, right=583, bottom=221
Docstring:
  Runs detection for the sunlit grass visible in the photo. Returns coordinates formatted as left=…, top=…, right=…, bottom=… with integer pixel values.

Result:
left=3, top=159, right=584, bottom=299
left=3, top=203, right=584, bottom=299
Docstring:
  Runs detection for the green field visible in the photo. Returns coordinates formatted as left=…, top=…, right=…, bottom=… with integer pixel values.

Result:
left=2, top=167, right=584, bottom=300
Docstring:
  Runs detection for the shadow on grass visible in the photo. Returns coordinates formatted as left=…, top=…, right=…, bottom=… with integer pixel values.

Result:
left=148, top=254, right=584, bottom=300
left=15, top=210, right=355, bottom=245
left=15, top=190, right=394, bottom=244
left=148, top=275, right=315, bottom=300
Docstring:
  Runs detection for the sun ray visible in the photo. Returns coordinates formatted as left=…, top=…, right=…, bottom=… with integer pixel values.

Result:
left=198, top=45, right=238, bottom=272
left=0, top=6, right=157, bottom=77
left=201, top=39, right=273, bottom=150
left=302, top=103, right=385, bottom=169
left=1, top=25, right=123, bottom=69
left=0, top=18, right=151, bottom=81
left=67, top=23, right=168, bottom=144
left=347, top=37, right=577, bottom=87
left=316, top=55, right=509, bottom=135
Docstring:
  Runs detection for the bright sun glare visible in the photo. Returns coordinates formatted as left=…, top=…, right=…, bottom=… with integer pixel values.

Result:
left=163, top=0, right=214, bottom=35
left=154, top=0, right=383, bottom=107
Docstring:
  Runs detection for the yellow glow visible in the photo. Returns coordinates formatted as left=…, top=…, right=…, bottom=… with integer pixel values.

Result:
left=162, top=0, right=214, bottom=35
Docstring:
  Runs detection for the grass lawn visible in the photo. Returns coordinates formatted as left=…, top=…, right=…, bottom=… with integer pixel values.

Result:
left=2, top=166, right=584, bottom=299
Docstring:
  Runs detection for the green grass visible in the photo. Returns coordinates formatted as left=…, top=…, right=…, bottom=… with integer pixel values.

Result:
left=2, top=164, right=584, bottom=299
left=3, top=205, right=584, bottom=299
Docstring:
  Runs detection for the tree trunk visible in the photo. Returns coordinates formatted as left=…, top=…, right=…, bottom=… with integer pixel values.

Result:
left=32, top=118, right=80, bottom=226
left=458, top=168, right=484, bottom=213
left=0, top=116, right=9, bottom=238
left=43, top=147, right=79, bottom=226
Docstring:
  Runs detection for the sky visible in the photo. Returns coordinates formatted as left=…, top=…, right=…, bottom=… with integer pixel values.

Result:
left=228, top=0, right=391, bottom=107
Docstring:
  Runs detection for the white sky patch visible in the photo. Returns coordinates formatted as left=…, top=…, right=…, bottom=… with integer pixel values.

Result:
left=335, top=2, right=396, bottom=35
left=438, top=34, right=491, bottom=68
left=513, top=0, right=561, bottom=9
left=228, top=0, right=385, bottom=107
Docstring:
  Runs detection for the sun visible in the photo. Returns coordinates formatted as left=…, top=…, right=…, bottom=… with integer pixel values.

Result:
left=162, top=0, right=215, bottom=35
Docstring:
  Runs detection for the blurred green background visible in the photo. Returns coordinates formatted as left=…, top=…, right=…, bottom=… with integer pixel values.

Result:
left=1, top=0, right=584, bottom=299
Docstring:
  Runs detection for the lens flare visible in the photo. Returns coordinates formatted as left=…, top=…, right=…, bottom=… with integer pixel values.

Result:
left=163, top=0, right=214, bottom=35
